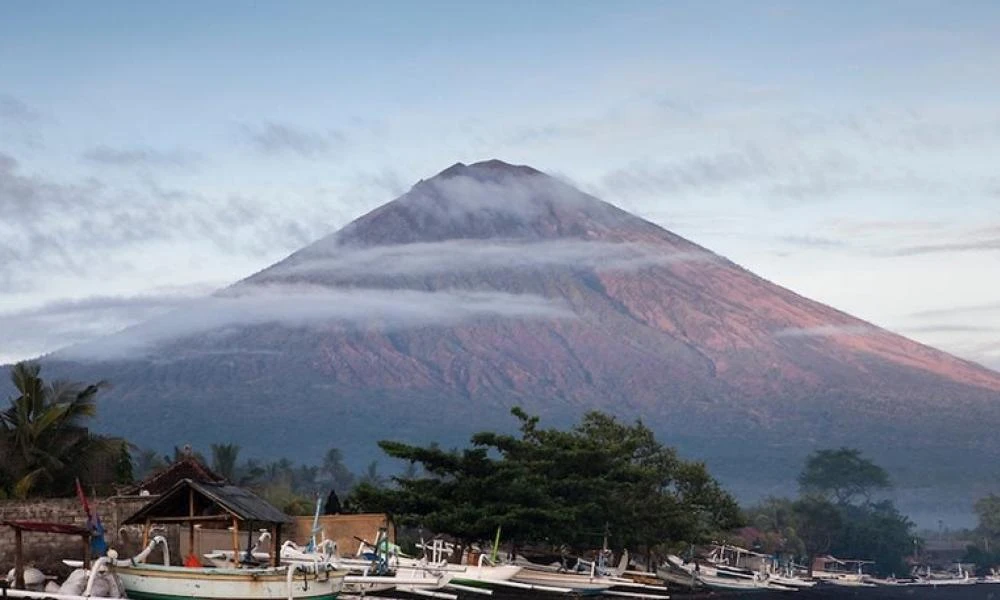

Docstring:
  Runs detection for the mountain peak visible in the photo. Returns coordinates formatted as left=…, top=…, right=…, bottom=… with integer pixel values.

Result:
left=434, top=159, right=545, bottom=182
left=303, top=160, right=675, bottom=250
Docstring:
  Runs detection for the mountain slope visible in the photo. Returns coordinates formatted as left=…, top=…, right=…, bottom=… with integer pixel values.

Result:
left=30, top=160, right=1000, bottom=514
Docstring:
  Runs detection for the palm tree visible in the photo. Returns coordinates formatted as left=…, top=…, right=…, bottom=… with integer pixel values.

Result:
left=133, top=447, right=167, bottom=481
left=358, top=460, right=385, bottom=488
left=211, top=443, right=241, bottom=482
left=0, top=362, right=111, bottom=498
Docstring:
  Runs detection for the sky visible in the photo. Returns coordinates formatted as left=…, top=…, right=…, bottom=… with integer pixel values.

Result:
left=1, top=0, right=998, bottom=369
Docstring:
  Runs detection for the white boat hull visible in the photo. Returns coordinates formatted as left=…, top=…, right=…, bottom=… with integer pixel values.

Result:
left=450, top=565, right=522, bottom=585
left=512, top=569, right=612, bottom=595
left=116, top=563, right=345, bottom=600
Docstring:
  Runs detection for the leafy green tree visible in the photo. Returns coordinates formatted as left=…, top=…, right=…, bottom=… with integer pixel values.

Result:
left=0, top=362, right=114, bottom=498
left=798, top=447, right=890, bottom=505
left=748, top=451, right=915, bottom=577
left=975, top=495, right=1000, bottom=542
left=350, top=408, right=741, bottom=552
left=211, top=443, right=241, bottom=481
left=832, top=501, right=915, bottom=577
left=792, top=496, right=842, bottom=570
left=744, top=497, right=806, bottom=557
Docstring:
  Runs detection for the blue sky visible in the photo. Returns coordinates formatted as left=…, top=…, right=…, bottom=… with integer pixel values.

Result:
left=1, top=0, right=998, bottom=367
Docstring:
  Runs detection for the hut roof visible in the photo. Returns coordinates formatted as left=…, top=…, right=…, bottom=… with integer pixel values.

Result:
left=1, top=520, right=90, bottom=536
left=123, top=478, right=292, bottom=525
left=123, top=456, right=226, bottom=496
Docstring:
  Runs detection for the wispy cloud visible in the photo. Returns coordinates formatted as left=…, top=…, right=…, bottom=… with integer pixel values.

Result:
left=82, top=145, right=200, bottom=169
left=54, top=284, right=571, bottom=361
left=0, top=94, right=40, bottom=123
left=0, top=290, right=202, bottom=363
left=271, top=239, right=715, bottom=281
left=825, top=218, right=946, bottom=236
left=778, top=235, right=849, bottom=250
left=240, top=122, right=344, bottom=157
left=911, top=302, right=1000, bottom=320
left=0, top=150, right=357, bottom=292
left=900, top=324, right=998, bottom=334
left=601, top=148, right=777, bottom=196
left=884, top=238, right=1000, bottom=257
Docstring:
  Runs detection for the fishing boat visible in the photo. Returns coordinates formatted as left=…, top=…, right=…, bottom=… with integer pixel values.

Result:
left=659, top=554, right=793, bottom=592
left=810, top=556, right=876, bottom=587
left=909, top=564, right=976, bottom=586
left=115, top=562, right=344, bottom=600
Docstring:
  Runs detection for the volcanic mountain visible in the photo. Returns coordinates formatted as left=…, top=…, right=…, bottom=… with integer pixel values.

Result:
left=36, top=160, right=1000, bottom=511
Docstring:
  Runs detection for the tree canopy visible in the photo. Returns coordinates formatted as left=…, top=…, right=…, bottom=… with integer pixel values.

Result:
left=745, top=447, right=914, bottom=577
left=350, top=408, right=741, bottom=551
left=798, top=447, right=890, bottom=505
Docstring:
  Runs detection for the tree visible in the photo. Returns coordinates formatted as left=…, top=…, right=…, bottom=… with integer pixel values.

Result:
left=744, top=497, right=805, bottom=557
left=798, top=447, right=890, bottom=505
left=211, top=443, right=241, bottom=482
left=975, top=494, right=1000, bottom=542
left=0, top=362, right=114, bottom=498
left=133, top=448, right=166, bottom=481
left=792, top=496, right=842, bottom=571
left=350, top=408, right=741, bottom=551
left=321, top=448, right=355, bottom=494
left=745, top=450, right=916, bottom=577
left=114, top=441, right=134, bottom=485
left=832, top=501, right=915, bottom=577
left=359, top=460, right=385, bottom=488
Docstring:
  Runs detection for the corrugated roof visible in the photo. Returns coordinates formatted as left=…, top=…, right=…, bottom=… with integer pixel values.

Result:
left=123, top=478, right=292, bottom=525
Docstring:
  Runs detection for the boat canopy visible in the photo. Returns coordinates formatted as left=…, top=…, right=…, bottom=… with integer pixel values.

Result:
left=123, top=478, right=292, bottom=525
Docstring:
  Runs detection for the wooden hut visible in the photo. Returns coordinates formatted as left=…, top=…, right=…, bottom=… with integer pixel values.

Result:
left=122, top=478, right=291, bottom=567
left=1, top=521, right=90, bottom=588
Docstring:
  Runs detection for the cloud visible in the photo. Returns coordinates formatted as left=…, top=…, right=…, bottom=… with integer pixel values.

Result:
left=240, top=122, right=344, bottom=157
left=0, top=291, right=200, bottom=363
left=884, top=238, right=1000, bottom=257
left=778, top=235, right=849, bottom=249
left=601, top=148, right=776, bottom=196
left=0, top=150, right=358, bottom=292
left=773, top=324, right=877, bottom=338
left=53, top=284, right=572, bottom=361
left=901, top=324, right=998, bottom=334
left=597, top=145, right=874, bottom=206
left=272, top=239, right=715, bottom=280
left=82, top=145, right=200, bottom=168
left=911, top=302, right=1000, bottom=320
left=0, top=94, right=40, bottom=123
left=825, top=218, right=946, bottom=236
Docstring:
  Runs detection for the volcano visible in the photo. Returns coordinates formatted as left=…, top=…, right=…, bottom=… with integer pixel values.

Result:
left=35, top=160, right=1000, bottom=513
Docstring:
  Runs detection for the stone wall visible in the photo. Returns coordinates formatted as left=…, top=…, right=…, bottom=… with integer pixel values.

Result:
left=0, top=496, right=154, bottom=575
left=291, top=513, right=394, bottom=556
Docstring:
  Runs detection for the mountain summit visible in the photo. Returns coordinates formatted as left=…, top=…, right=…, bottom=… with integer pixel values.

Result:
left=36, top=160, right=1000, bottom=512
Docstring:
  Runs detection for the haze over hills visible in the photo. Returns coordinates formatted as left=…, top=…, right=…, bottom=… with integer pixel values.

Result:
left=22, top=159, right=1000, bottom=523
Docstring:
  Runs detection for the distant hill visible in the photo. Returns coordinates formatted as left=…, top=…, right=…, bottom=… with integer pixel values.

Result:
left=21, top=159, right=1000, bottom=523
